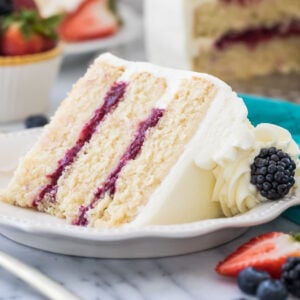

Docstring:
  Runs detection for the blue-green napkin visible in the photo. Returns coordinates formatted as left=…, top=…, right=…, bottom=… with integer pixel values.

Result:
left=240, top=93, right=300, bottom=224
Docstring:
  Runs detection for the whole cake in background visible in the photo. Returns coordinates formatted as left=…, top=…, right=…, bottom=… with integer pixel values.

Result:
left=1, top=53, right=299, bottom=228
left=145, top=0, right=300, bottom=80
left=35, top=0, right=120, bottom=42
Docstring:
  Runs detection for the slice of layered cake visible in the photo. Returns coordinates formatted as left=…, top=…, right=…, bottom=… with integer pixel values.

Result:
left=1, top=54, right=299, bottom=228
left=145, top=0, right=300, bottom=80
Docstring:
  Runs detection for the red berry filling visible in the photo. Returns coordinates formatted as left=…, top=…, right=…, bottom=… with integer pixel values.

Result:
left=33, top=81, right=128, bottom=207
left=220, top=0, right=262, bottom=5
left=74, top=108, right=165, bottom=226
left=215, top=20, right=300, bottom=50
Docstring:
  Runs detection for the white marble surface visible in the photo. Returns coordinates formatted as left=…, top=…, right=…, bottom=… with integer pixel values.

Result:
left=0, top=217, right=299, bottom=300
left=0, top=2, right=300, bottom=299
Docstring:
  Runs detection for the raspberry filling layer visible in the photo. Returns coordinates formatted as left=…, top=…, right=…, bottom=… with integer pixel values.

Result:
left=33, top=81, right=128, bottom=207
left=74, top=108, right=165, bottom=226
left=220, top=0, right=261, bottom=5
left=215, top=20, right=300, bottom=50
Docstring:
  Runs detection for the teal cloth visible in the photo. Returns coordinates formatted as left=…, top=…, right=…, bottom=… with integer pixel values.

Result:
left=240, top=93, right=300, bottom=224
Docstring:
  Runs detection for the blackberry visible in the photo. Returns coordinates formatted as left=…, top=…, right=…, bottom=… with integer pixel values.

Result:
left=281, top=256, right=300, bottom=298
left=250, top=147, right=296, bottom=200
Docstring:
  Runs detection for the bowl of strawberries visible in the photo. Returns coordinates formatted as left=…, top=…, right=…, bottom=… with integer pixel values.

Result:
left=0, top=0, right=63, bottom=122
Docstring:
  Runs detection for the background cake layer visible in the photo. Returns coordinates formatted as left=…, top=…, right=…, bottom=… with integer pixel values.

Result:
left=145, top=0, right=300, bottom=80
left=193, top=0, right=300, bottom=38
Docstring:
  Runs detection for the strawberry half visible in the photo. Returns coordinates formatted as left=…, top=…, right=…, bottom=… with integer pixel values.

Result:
left=215, top=232, right=300, bottom=278
left=59, top=0, right=119, bottom=42
left=2, top=23, right=43, bottom=55
left=1, top=9, right=60, bottom=56
left=13, top=0, right=37, bottom=10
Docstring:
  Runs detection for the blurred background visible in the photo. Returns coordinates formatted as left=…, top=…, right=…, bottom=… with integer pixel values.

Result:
left=0, top=0, right=299, bottom=131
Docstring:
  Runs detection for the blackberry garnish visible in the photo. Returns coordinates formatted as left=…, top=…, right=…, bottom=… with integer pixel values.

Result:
left=250, top=147, right=296, bottom=200
left=281, top=256, right=300, bottom=298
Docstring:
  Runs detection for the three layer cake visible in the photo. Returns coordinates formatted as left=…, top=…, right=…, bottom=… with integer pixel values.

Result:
left=1, top=54, right=299, bottom=228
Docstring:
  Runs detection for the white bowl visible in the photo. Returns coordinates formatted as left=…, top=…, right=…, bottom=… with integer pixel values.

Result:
left=0, top=45, right=63, bottom=122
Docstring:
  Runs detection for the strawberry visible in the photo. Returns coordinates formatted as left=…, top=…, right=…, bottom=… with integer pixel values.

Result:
left=13, top=0, right=37, bottom=10
left=2, top=23, right=43, bottom=55
left=215, top=232, right=300, bottom=278
left=59, top=0, right=119, bottom=42
left=0, top=9, right=61, bottom=56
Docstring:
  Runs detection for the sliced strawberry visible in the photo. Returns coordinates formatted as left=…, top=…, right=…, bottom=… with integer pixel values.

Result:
left=2, top=24, right=44, bottom=56
left=59, top=0, right=119, bottom=42
left=0, top=10, right=60, bottom=56
left=215, top=232, right=300, bottom=278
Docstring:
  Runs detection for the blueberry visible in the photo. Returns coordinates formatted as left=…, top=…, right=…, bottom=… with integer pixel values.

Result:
left=237, top=267, right=270, bottom=295
left=25, top=115, right=49, bottom=128
left=0, top=0, right=13, bottom=15
left=256, top=279, right=288, bottom=300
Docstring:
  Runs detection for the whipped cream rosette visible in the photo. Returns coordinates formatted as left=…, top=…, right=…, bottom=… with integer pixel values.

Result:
left=212, top=124, right=300, bottom=217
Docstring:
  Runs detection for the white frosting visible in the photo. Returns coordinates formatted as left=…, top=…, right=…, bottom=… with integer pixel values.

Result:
left=98, top=53, right=300, bottom=227
left=144, top=0, right=191, bottom=70
left=98, top=53, right=229, bottom=89
left=35, top=0, right=83, bottom=17
left=144, top=0, right=217, bottom=70
left=212, top=124, right=300, bottom=216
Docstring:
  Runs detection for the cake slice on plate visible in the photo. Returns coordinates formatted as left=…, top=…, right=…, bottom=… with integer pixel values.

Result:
left=1, top=53, right=299, bottom=228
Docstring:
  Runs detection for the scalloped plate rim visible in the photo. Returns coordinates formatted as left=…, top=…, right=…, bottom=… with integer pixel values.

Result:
left=0, top=197, right=298, bottom=241
left=0, top=129, right=299, bottom=251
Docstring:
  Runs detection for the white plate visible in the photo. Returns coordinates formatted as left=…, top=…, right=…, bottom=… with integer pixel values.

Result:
left=63, top=4, right=142, bottom=56
left=0, top=129, right=299, bottom=258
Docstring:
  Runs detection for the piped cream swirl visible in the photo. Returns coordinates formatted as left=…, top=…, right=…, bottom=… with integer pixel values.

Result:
left=211, top=123, right=300, bottom=216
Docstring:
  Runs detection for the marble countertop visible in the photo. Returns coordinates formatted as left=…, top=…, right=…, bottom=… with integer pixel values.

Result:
left=0, top=217, right=299, bottom=300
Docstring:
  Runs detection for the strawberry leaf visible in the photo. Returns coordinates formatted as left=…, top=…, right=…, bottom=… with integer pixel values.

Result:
left=108, top=0, right=117, bottom=14
left=1, top=9, right=61, bottom=40
left=108, top=0, right=122, bottom=26
left=291, top=232, right=300, bottom=242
